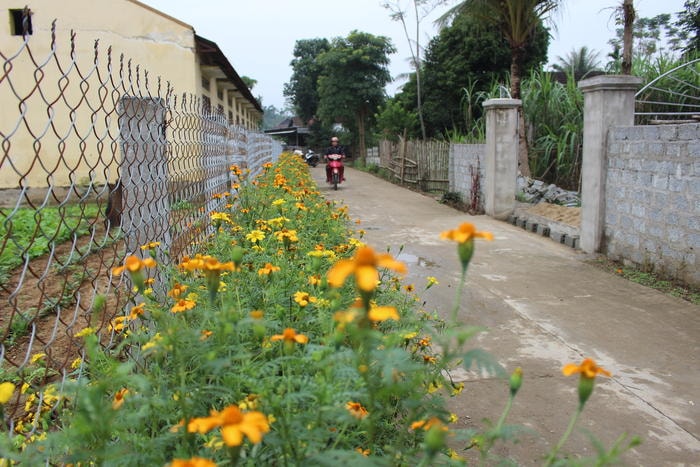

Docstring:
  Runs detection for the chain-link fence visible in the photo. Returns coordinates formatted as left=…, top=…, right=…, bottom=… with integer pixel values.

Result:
left=0, top=17, right=282, bottom=421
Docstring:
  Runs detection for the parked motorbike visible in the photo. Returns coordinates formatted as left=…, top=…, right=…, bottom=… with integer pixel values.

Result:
left=304, top=149, right=319, bottom=167
left=326, top=153, right=344, bottom=190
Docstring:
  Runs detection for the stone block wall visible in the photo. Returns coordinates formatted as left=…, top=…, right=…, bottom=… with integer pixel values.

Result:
left=605, top=123, right=699, bottom=285
left=449, top=143, right=485, bottom=206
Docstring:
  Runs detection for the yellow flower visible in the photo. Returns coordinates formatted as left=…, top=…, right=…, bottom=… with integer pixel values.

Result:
left=168, top=457, right=217, bottom=467
left=187, top=405, right=270, bottom=447
left=270, top=328, right=309, bottom=344
left=70, top=358, right=82, bottom=370
left=0, top=382, right=16, bottom=404
left=75, top=327, right=95, bottom=338
left=274, top=228, right=298, bottom=243
left=168, top=283, right=189, bottom=298
left=140, top=241, right=161, bottom=250
left=327, top=246, right=407, bottom=293
left=200, top=330, right=213, bottom=341
left=30, top=353, right=46, bottom=364
left=367, top=306, right=399, bottom=322
left=562, top=358, right=611, bottom=379
left=404, top=284, right=415, bottom=292
left=426, top=276, right=439, bottom=288
left=246, top=230, right=266, bottom=243
left=112, top=388, right=129, bottom=410
left=356, top=447, right=370, bottom=457
left=171, top=299, right=197, bottom=313
left=293, top=291, right=316, bottom=307
left=346, top=401, right=369, bottom=420
left=142, top=333, right=162, bottom=351
left=271, top=198, right=286, bottom=206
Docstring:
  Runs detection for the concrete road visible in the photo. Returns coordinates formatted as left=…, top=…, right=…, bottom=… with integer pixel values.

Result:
left=312, top=165, right=700, bottom=465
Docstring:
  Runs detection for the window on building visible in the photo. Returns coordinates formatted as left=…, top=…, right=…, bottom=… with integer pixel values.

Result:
left=201, top=76, right=210, bottom=90
left=10, top=8, right=33, bottom=36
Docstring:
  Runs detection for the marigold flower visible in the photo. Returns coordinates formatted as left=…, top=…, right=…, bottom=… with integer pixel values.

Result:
left=74, top=327, right=95, bottom=338
left=70, top=357, right=82, bottom=370
left=112, top=255, right=157, bottom=276
left=112, top=388, right=129, bottom=410
left=250, top=310, right=264, bottom=320
left=270, top=328, right=309, bottom=344
left=187, top=405, right=270, bottom=447
left=246, top=230, right=266, bottom=243
left=346, top=401, right=369, bottom=420
left=140, top=241, right=161, bottom=251
left=368, top=306, right=399, bottom=322
left=562, top=358, right=611, bottom=379
left=200, top=330, right=213, bottom=341
left=563, top=358, right=611, bottom=407
left=293, top=291, right=316, bottom=307
left=440, top=222, right=493, bottom=270
left=410, top=417, right=446, bottom=431
left=168, top=457, right=217, bottom=467
left=171, top=299, right=197, bottom=313
left=0, top=382, right=15, bottom=404
left=327, top=246, right=407, bottom=293
left=168, top=283, right=189, bottom=299
left=426, top=276, right=439, bottom=288
left=128, top=302, right=146, bottom=320
left=30, top=353, right=46, bottom=364
left=258, top=263, right=281, bottom=276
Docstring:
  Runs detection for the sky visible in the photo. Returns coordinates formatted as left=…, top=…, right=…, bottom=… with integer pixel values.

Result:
left=139, top=0, right=686, bottom=110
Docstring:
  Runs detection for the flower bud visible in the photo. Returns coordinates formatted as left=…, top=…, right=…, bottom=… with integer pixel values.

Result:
left=457, top=239, right=475, bottom=272
left=578, top=375, right=595, bottom=407
left=509, top=367, right=523, bottom=397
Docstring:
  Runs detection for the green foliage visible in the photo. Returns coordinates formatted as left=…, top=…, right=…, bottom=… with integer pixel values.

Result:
left=521, top=70, right=583, bottom=190
left=262, top=104, right=292, bottom=130
left=374, top=99, right=419, bottom=141
left=674, top=0, right=700, bottom=55
left=284, top=38, right=331, bottom=122
left=397, top=11, right=547, bottom=138
left=552, top=46, right=603, bottom=81
left=0, top=204, right=101, bottom=280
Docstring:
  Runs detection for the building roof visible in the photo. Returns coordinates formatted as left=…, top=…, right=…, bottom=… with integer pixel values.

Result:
left=195, top=35, right=263, bottom=114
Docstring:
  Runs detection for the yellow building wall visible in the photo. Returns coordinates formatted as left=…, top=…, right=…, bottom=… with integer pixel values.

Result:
left=0, top=0, right=198, bottom=188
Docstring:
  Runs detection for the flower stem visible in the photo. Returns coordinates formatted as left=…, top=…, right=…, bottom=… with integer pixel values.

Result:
left=450, top=268, right=467, bottom=324
left=544, top=405, right=582, bottom=466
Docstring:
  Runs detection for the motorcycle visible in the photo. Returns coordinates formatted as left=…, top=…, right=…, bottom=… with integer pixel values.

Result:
left=326, top=153, right=344, bottom=190
left=304, top=149, right=319, bottom=167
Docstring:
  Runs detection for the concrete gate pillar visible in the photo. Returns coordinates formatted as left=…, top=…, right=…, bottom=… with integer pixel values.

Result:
left=578, top=75, right=641, bottom=253
left=483, top=98, right=521, bottom=219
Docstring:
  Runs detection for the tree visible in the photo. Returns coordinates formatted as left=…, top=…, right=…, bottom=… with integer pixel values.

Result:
left=398, top=11, right=548, bottom=137
left=675, top=0, right=700, bottom=56
left=621, top=0, right=636, bottom=74
left=262, top=104, right=292, bottom=131
left=436, top=1, right=558, bottom=175
left=382, top=0, right=442, bottom=140
left=316, top=31, right=396, bottom=164
left=553, top=46, right=602, bottom=81
left=241, top=75, right=257, bottom=91
left=374, top=98, right=419, bottom=141
left=283, top=39, right=331, bottom=122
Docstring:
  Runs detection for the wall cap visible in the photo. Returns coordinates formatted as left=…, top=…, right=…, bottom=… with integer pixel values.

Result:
left=578, top=75, right=643, bottom=93
left=483, top=98, right=522, bottom=109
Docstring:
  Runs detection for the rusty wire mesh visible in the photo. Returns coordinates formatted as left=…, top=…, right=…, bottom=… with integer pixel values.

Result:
left=0, top=17, right=281, bottom=422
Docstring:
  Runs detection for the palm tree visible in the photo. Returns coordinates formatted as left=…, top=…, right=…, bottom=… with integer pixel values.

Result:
left=553, top=46, right=602, bottom=80
left=437, top=0, right=563, bottom=177
left=437, top=0, right=562, bottom=100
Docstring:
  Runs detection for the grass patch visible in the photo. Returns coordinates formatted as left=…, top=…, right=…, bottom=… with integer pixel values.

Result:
left=0, top=204, right=101, bottom=279
left=589, top=257, right=700, bottom=305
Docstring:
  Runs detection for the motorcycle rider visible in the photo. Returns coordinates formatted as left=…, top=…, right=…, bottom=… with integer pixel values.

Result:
left=324, top=136, right=345, bottom=183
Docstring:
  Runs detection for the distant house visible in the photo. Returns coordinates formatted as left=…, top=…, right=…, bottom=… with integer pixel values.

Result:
left=265, top=117, right=310, bottom=148
left=0, top=0, right=262, bottom=189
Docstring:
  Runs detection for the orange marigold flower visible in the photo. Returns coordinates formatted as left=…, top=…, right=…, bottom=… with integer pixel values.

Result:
left=168, top=283, right=189, bottom=298
left=112, top=255, right=156, bottom=276
left=187, top=405, right=270, bottom=447
left=128, top=302, right=146, bottom=320
left=200, top=330, right=213, bottom=340
left=440, top=222, right=494, bottom=244
left=327, top=246, right=407, bottom=293
left=258, top=263, right=281, bottom=276
left=112, top=388, right=129, bottom=410
left=346, top=401, right=369, bottom=420
left=250, top=310, right=264, bottom=320
left=171, top=299, right=197, bottom=313
left=168, top=457, right=216, bottom=467
left=368, top=306, right=399, bottom=322
left=562, top=358, right=611, bottom=379
left=270, top=328, right=309, bottom=344
left=410, top=417, right=447, bottom=431
left=293, top=291, right=316, bottom=307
